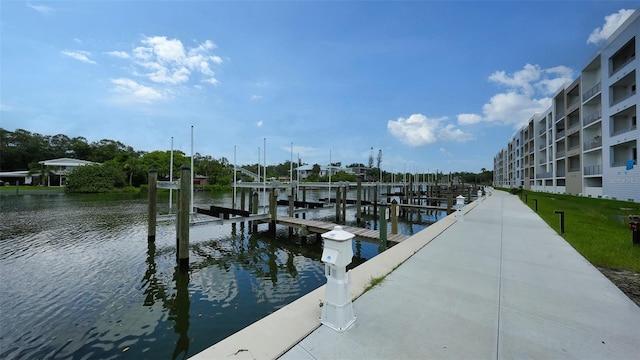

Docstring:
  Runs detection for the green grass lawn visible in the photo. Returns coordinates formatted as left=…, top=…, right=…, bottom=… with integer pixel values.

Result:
left=0, top=185, right=64, bottom=191
left=519, top=190, right=640, bottom=272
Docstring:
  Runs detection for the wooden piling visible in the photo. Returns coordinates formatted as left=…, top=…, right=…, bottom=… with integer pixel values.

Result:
left=269, top=188, right=277, bottom=233
left=302, top=187, right=307, bottom=219
left=373, top=184, right=378, bottom=217
left=251, top=191, right=259, bottom=232
left=391, top=200, right=398, bottom=235
left=289, top=187, right=294, bottom=237
left=341, top=184, right=347, bottom=223
left=147, top=168, right=157, bottom=242
left=356, top=179, right=362, bottom=224
left=178, top=165, right=190, bottom=270
left=240, top=188, right=246, bottom=213
left=335, top=185, right=341, bottom=223
left=379, top=204, right=387, bottom=252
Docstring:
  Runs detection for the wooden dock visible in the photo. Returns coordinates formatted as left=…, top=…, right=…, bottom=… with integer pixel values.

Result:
left=275, top=216, right=409, bottom=244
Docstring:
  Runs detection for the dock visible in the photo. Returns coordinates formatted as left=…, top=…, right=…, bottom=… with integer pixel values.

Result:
left=275, top=216, right=409, bottom=244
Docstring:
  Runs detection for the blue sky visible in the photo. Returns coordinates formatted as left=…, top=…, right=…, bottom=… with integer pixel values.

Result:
left=1, top=1, right=637, bottom=173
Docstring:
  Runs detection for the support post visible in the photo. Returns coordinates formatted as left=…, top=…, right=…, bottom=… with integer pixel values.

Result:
left=251, top=191, right=259, bottom=232
left=147, top=168, right=157, bottom=242
left=554, top=210, right=565, bottom=234
left=335, top=185, right=341, bottom=223
left=269, top=188, right=277, bottom=233
left=241, top=188, right=246, bottom=213
left=356, top=179, right=362, bottom=225
left=379, top=204, right=387, bottom=252
left=178, top=165, right=191, bottom=270
left=341, top=184, right=347, bottom=223
left=373, top=184, right=378, bottom=217
left=533, top=199, right=538, bottom=212
left=302, top=186, right=307, bottom=219
left=391, top=199, right=398, bottom=235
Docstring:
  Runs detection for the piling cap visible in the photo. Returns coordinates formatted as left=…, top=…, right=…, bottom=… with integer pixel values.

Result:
left=322, top=225, right=354, bottom=242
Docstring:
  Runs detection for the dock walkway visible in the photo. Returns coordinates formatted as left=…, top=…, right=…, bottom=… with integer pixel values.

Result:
left=191, top=190, right=640, bottom=359
left=276, top=216, right=409, bottom=244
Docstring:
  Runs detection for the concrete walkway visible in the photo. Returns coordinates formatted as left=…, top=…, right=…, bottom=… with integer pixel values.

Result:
left=280, top=190, right=640, bottom=359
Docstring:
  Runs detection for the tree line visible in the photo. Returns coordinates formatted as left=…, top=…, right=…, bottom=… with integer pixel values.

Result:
left=0, top=128, right=492, bottom=192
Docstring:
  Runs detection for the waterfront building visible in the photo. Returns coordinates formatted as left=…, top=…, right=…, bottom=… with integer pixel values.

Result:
left=494, top=10, right=639, bottom=202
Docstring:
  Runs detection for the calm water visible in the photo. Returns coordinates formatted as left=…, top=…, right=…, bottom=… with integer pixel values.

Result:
left=0, top=189, right=443, bottom=359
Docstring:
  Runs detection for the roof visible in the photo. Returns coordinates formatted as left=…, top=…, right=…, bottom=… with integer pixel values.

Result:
left=38, top=158, right=98, bottom=167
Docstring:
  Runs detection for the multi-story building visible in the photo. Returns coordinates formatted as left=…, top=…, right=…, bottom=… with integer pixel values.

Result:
left=494, top=9, right=639, bottom=202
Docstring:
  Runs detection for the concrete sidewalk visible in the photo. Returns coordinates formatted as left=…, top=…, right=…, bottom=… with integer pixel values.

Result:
left=280, top=190, right=640, bottom=359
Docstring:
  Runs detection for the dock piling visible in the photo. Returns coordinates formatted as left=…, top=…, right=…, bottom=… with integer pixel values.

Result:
left=147, top=168, right=157, bottom=242
left=178, top=165, right=191, bottom=270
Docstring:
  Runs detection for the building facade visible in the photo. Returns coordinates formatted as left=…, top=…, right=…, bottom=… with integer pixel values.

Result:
left=494, top=10, right=639, bottom=202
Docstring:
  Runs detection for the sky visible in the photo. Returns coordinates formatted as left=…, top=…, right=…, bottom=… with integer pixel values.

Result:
left=1, top=1, right=638, bottom=174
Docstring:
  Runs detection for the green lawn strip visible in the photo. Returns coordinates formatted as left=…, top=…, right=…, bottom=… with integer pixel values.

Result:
left=0, top=186, right=64, bottom=191
left=520, top=190, right=640, bottom=272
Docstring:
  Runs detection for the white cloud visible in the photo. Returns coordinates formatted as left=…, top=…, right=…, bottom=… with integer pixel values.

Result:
left=250, top=95, right=263, bottom=101
left=587, top=9, right=634, bottom=45
left=107, top=51, right=130, bottom=59
left=256, top=120, right=263, bottom=127
left=111, top=78, right=162, bottom=103
left=61, top=50, right=97, bottom=64
left=126, top=36, right=222, bottom=85
left=457, top=113, right=483, bottom=125
left=439, top=148, right=452, bottom=157
left=457, top=63, right=574, bottom=127
left=27, top=2, right=54, bottom=15
left=387, top=114, right=474, bottom=147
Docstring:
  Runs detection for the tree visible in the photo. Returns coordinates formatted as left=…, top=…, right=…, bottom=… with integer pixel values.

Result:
left=377, top=149, right=382, bottom=169
left=65, top=163, right=126, bottom=193
left=311, top=164, right=321, bottom=176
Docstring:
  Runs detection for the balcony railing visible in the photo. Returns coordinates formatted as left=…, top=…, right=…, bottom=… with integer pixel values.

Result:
left=611, top=124, right=637, bottom=137
left=568, top=143, right=581, bottom=151
left=556, top=130, right=565, bottom=140
left=611, top=56, right=635, bottom=76
left=612, top=160, right=638, bottom=167
left=555, top=111, right=565, bottom=121
left=556, top=149, right=566, bottom=158
left=584, top=165, right=602, bottom=176
left=582, top=82, right=601, bottom=102
left=584, top=137, right=602, bottom=151
left=583, top=108, right=602, bottom=127
left=556, top=170, right=566, bottom=177
left=610, top=89, right=636, bottom=106
left=536, top=172, right=552, bottom=179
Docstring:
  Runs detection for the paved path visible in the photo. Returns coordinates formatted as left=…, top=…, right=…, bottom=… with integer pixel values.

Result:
left=280, top=190, right=640, bottom=359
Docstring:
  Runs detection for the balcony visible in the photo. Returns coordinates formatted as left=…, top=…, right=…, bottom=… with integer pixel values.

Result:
left=556, top=149, right=566, bottom=158
left=555, top=130, right=565, bottom=140
left=536, top=172, right=552, bottom=179
left=611, top=124, right=637, bottom=137
left=612, top=160, right=637, bottom=167
left=611, top=89, right=637, bottom=106
left=555, top=111, right=565, bottom=121
left=568, top=143, right=581, bottom=151
left=582, top=82, right=601, bottom=102
left=584, top=165, right=602, bottom=176
left=583, top=108, right=602, bottom=127
left=556, top=169, right=566, bottom=177
left=584, top=137, right=602, bottom=151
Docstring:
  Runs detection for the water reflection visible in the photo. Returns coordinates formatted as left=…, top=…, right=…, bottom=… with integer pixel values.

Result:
left=171, top=268, right=190, bottom=360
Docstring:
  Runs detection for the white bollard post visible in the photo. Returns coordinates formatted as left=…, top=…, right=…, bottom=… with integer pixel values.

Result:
left=456, top=195, right=465, bottom=221
left=320, top=225, right=356, bottom=332
left=477, top=189, right=483, bottom=202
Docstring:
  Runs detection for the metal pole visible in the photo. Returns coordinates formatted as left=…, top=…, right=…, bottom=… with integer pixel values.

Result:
left=290, top=142, right=293, bottom=183
left=169, top=136, right=174, bottom=213
left=263, top=137, right=266, bottom=214
left=328, top=149, right=332, bottom=203
left=178, top=165, right=191, bottom=270
left=233, top=145, right=237, bottom=209
left=190, top=125, right=194, bottom=214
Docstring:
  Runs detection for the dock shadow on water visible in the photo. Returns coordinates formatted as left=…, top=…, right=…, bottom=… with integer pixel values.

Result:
left=0, top=192, right=386, bottom=359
